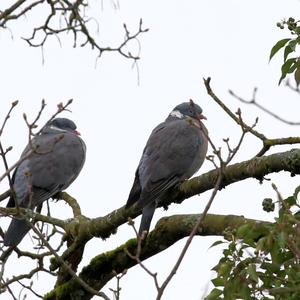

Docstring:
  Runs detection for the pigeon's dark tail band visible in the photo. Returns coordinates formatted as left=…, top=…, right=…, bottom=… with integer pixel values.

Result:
left=3, top=218, right=31, bottom=247
left=139, top=202, right=156, bottom=236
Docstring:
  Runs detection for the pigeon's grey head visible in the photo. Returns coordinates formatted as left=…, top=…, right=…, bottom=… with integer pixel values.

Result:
left=169, top=102, right=206, bottom=121
left=43, top=118, right=80, bottom=135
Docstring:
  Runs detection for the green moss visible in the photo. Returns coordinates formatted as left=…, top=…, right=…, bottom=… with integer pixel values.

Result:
left=44, top=279, right=79, bottom=300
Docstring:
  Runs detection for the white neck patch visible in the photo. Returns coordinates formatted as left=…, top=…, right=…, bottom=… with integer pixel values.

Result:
left=170, top=109, right=184, bottom=119
left=49, top=125, right=67, bottom=133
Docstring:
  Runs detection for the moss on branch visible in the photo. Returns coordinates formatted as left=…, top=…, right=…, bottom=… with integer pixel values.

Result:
left=44, top=213, right=269, bottom=300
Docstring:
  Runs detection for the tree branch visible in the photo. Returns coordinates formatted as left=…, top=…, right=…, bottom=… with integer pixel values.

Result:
left=204, top=77, right=300, bottom=156
left=49, top=148, right=300, bottom=270
left=229, top=87, right=300, bottom=126
left=0, top=1, right=148, bottom=62
left=44, top=213, right=269, bottom=300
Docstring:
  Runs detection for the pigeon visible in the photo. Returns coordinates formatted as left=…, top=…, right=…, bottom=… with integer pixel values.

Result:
left=126, top=101, right=208, bottom=236
left=3, top=118, right=86, bottom=247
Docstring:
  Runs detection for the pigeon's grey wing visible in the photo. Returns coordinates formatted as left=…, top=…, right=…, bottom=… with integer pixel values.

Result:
left=7, top=132, right=85, bottom=207
left=138, top=119, right=207, bottom=208
left=125, top=169, right=141, bottom=208
left=7, top=159, right=31, bottom=208
left=28, top=132, right=86, bottom=198
left=126, top=123, right=179, bottom=209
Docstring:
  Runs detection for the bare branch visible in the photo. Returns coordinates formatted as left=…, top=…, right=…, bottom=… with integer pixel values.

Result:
left=0, top=0, right=27, bottom=26
left=229, top=88, right=300, bottom=125
left=0, top=149, right=33, bottom=183
left=203, top=77, right=266, bottom=141
left=29, top=224, right=110, bottom=299
left=0, top=100, right=18, bottom=136
left=124, top=221, right=160, bottom=291
left=204, top=77, right=300, bottom=156
left=55, top=192, right=82, bottom=217
left=0, top=189, right=10, bottom=202
left=0, top=207, right=65, bottom=229
left=1, top=1, right=148, bottom=63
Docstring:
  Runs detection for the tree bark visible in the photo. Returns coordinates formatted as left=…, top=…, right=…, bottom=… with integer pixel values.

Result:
left=44, top=213, right=269, bottom=300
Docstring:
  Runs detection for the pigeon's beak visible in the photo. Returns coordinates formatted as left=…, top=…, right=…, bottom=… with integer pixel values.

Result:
left=197, top=114, right=207, bottom=120
left=74, top=130, right=81, bottom=136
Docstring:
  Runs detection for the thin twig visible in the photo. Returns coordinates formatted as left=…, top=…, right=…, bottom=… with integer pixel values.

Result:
left=156, top=170, right=224, bottom=299
left=124, top=221, right=160, bottom=291
left=204, top=78, right=266, bottom=140
left=0, top=100, right=18, bottom=136
left=0, top=207, right=65, bottom=228
left=204, top=77, right=300, bottom=157
left=29, top=224, right=109, bottom=299
left=229, top=88, right=300, bottom=125
left=0, top=150, right=32, bottom=183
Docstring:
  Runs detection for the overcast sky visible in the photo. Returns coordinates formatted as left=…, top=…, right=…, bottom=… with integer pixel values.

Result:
left=1, top=0, right=300, bottom=299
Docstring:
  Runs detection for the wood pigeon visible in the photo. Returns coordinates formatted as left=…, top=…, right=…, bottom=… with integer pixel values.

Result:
left=126, top=102, right=208, bottom=236
left=3, top=118, right=86, bottom=247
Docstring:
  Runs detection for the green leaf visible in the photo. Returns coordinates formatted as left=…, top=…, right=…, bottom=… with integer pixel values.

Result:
left=256, top=237, right=267, bottom=251
left=279, top=57, right=296, bottom=84
left=288, top=39, right=297, bottom=50
left=295, top=65, right=300, bottom=87
left=284, top=45, right=294, bottom=62
left=285, top=196, right=296, bottom=207
left=277, top=231, right=287, bottom=248
left=205, top=288, right=223, bottom=300
left=289, top=61, right=299, bottom=73
left=209, top=240, right=225, bottom=249
left=236, top=224, right=251, bottom=237
left=294, top=210, right=300, bottom=220
left=211, top=277, right=224, bottom=287
left=293, top=185, right=300, bottom=200
left=240, top=285, right=252, bottom=300
left=295, top=27, right=300, bottom=35
left=269, top=38, right=291, bottom=61
left=277, top=251, right=293, bottom=264
left=218, top=261, right=234, bottom=277
left=284, top=40, right=297, bottom=62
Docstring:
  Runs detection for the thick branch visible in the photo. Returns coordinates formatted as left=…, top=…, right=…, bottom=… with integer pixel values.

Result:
left=88, top=148, right=300, bottom=238
left=44, top=213, right=269, bottom=300
left=49, top=148, right=300, bottom=270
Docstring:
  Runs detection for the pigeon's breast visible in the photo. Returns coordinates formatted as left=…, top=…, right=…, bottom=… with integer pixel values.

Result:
left=180, top=120, right=208, bottom=179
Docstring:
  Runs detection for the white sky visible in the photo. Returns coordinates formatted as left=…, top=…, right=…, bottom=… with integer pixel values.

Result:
left=1, top=0, right=300, bottom=299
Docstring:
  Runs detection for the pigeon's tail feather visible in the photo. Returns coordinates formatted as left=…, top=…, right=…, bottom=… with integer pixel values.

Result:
left=138, top=201, right=156, bottom=236
left=3, top=218, right=31, bottom=247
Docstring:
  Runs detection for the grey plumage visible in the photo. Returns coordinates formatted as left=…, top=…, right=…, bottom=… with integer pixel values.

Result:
left=4, top=118, right=86, bottom=247
left=126, top=102, right=208, bottom=236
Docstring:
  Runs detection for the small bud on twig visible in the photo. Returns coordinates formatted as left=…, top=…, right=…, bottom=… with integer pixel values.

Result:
left=12, top=100, right=18, bottom=107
